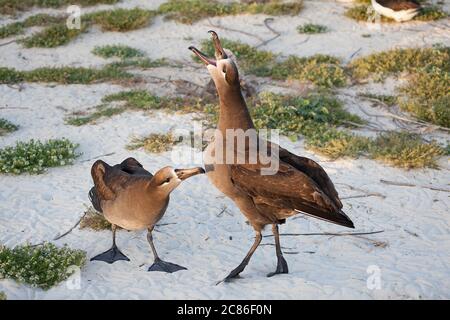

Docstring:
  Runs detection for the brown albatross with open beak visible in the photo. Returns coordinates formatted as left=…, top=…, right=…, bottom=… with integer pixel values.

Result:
left=89, top=157, right=205, bottom=272
left=189, top=31, right=354, bottom=283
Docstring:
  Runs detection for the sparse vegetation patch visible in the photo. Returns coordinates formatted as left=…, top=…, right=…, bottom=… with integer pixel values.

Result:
left=127, top=132, right=179, bottom=153
left=349, top=46, right=449, bottom=81
left=368, top=131, right=444, bottom=169
left=297, top=23, right=328, bottom=34
left=0, top=118, right=18, bottom=136
left=350, top=46, right=449, bottom=128
left=0, top=14, right=65, bottom=39
left=0, top=243, right=86, bottom=290
left=0, top=138, right=80, bottom=174
left=20, top=23, right=87, bottom=48
left=249, top=92, right=444, bottom=167
left=398, top=69, right=449, bottom=128
left=66, top=90, right=214, bottom=125
left=158, top=0, right=303, bottom=24
left=18, top=8, right=154, bottom=48
left=79, top=207, right=111, bottom=231
left=0, top=0, right=119, bottom=15
left=0, top=66, right=133, bottom=85
left=197, top=38, right=347, bottom=88
left=92, top=45, right=144, bottom=59
left=359, top=93, right=397, bottom=107
left=86, top=8, right=155, bottom=32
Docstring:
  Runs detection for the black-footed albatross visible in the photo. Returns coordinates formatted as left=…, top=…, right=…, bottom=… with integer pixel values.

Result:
left=89, top=157, right=205, bottom=273
left=371, top=0, right=421, bottom=22
left=189, top=31, right=354, bottom=283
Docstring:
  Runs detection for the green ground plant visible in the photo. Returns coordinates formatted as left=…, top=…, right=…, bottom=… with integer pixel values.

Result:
left=67, top=88, right=445, bottom=168
left=0, top=0, right=119, bottom=15
left=297, top=23, right=328, bottom=34
left=398, top=69, right=449, bottom=128
left=0, top=138, right=80, bottom=174
left=79, top=207, right=111, bottom=231
left=196, top=38, right=347, bottom=88
left=350, top=46, right=449, bottom=128
left=0, top=14, right=65, bottom=39
left=0, top=66, right=133, bottom=84
left=66, top=90, right=214, bottom=125
left=368, top=131, right=444, bottom=168
left=349, top=46, right=449, bottom=81
left=0, top=243, right=86, bottom=290
left=0, top=291, right=6, bottom=300
left=20, top=23, right=87, bottom=48
left=158, top=0, right=303, bottom=24
left=127, top=132, right=178, bottom=153
left=18, top=8, right=154, bottom=48
left=85, top=8, right=155, bottom=32
left=0, top=118, right=18, bottom=136
left=92, top=45, right=144, bottom=59
left=358, top=93, right=397, bottom=107
left=249, top=93, right=444, bottom=167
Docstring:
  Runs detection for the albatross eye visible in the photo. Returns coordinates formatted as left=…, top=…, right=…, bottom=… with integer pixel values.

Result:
left=160, top=177, right=171, bottom=185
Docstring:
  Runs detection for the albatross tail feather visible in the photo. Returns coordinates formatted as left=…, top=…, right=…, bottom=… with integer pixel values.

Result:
left=295, top=207, right=355, bottom=229
left=88, top=187, right=102, bottom=213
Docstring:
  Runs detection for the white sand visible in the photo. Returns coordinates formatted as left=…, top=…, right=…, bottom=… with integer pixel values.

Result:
left=0, top=0, right=449, bottom=299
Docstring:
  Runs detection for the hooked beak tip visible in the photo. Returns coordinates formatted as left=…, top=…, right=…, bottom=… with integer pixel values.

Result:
left=208, top=30, right=218, bottom=38
left=175, top=167, right=205, bottom=180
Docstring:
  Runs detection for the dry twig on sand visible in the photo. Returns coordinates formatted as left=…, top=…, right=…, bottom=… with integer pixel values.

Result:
left=263, top=230, right=384, bottom=238
left=380, top=179, right=450, bottom=193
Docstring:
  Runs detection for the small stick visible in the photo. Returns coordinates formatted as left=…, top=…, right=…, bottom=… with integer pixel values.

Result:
left=380, top=179, right=450, bottom=193
left=0, top=106, right=30, bottom=110
left=341, top=193, right=385, bottom=199
left=0, top=39, right=17, bottom=47
left=336, top=183, right=386, bottom=199
left=81, top=152, right=115, bottom=163
left=349, top=47, right=362, bottom=59
left=263, top=230, right=384, bottom=238
left=155, top=222, right=177, bottom=227
left=256, top=18, right=281, bottom=48
left=53, top=212, right=87, bottom=241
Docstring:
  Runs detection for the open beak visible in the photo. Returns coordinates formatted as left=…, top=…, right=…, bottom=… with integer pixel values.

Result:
left=208, top=30, right=227, bottom=60
left=188, top=30, right=227, bottom=66
left=174, top=167, right=206, bottom=180
left=188, top=46, right=216, bottom=66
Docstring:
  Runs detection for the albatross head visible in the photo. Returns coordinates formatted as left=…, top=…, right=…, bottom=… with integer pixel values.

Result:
left=153, top=166, right=205, bottom=192
left=189, top=30, right=240, bottom=90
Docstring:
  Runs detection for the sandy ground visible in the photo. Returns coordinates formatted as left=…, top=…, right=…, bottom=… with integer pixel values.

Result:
left=0, top=0, right=449, bottom=299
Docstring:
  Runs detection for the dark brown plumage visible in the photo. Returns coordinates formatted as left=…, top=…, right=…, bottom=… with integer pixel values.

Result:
left=88, top=157, right=204, bottom=272
left=190, top=31, right=354, bottom=282
left=376, top=0, right=421, bottom=11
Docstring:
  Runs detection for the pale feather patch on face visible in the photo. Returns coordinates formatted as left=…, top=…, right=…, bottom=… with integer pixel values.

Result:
left=207, top=57, right=238, bottom=87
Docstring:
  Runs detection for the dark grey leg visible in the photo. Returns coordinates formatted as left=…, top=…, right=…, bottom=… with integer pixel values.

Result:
left=267, top=224, right=288, bottom=277
left=217, top=231, right=262, bottom=284
left=147, top=227, right=187, bottom=273
left=91, top=224, right=130, bottom=264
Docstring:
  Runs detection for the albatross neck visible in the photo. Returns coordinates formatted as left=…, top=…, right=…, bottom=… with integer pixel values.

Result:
left=217, top=85, right=254, bottom=133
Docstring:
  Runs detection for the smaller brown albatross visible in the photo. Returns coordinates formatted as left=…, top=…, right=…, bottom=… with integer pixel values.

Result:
left=89, top=157, right=205, bottom=272
left=189, top=31, right=355, bottom=283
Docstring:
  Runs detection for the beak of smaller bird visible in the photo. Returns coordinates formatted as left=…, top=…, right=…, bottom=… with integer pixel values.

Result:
left=174, top=167, right=206, bottom=180
left=188, top=30, right=227, bottom=66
